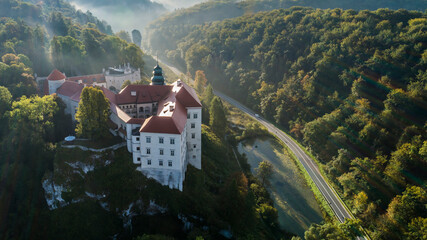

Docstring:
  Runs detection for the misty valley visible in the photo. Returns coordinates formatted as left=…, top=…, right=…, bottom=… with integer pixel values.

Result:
left=0, top=0, right=426, bottom=240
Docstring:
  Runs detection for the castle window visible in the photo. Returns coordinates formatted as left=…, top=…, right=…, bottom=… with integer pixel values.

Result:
left=160, top=149, right=164, bottom=155
left=187, top=113, right=190, bottom=119
left=146, top=148, right=151, bottom=154
left=136, top=137, right=139, bottom=141
left=147, top=159, right=151, bottom=165
left=192, top=133, right=195, bottom=139
left=191, top=123, right=195, bottom=129
left=170, top=138, right=175, bottom=144
left=170, top=150, right=175, bottom=156
left=193, top=144, right=196, bottom=148
left=168, top=161, right=172, bottom=167
left=159, top=160, right=163, bottom=166
left=159, top=137, right=164, bottom=144
left=137, top=157, right=141, bottom=162
left=146, top=136, right=151, bottom=143
left=193, top=113, right=198, bottom=119
left=193, top=155, right=196, bottom=159
left=136, top=147, right=140, bottom=151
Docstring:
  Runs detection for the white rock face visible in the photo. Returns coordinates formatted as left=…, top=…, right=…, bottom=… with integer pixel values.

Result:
left=42, top=178, right=67, bottom=210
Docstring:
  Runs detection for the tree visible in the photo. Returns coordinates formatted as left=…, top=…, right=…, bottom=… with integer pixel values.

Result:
left=209, top=96, right=226, bottom=138
left=256, top=160, right=274, bottom=187
left=0, top=86, right=12, bottom=114
left=123, top=43, right=144, bottom=70
left=201, top=84, right=214, bottom=124
left=115, top=30, right=132, bottom=43
left=75, top=87, right=110, bottom=140
left=194, top=70, right=207, bottom=94
left=0, top=86, right=12, bottom=137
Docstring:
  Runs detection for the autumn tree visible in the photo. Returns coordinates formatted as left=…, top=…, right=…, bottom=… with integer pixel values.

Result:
left=75, top=87, right=110, bottom=140
left=194, top=70, right=207, bottom=94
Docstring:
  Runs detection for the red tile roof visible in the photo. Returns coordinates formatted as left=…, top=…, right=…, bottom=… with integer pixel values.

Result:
left=175, top=82, right=202, bottom=107
left=43, top=70, right=202, bottom=135
left=117, top=85, right=173, bottom=105
left=47, top=69, right=66, bottom=81
left=140, top=116, right=183, bottom=134
left=56, top=81, right=84, bottom=101
left=139, top=81, right=199, bottom=134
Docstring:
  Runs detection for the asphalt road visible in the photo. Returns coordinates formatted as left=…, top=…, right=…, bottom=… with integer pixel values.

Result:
left=214, top=90, right=353, bottom=223
left=156, top=58, right=365, bottom=239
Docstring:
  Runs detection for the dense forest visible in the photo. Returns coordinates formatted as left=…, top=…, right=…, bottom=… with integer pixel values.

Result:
left=147, top=6, right=427, bottom=239
left=145, top=0, right=427, bottom=56
left=0, top=0, right=144, bottom=78
left=0, top=1, right=288, bottom=239
left=1, top=0, right=113, bottom=35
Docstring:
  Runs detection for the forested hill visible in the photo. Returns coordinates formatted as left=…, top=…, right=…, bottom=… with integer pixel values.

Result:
left=145, top=0, right=427, bottom=53
left=150, top=7, right=427, bottom=239
left=1, top=0, right=112, bottom=34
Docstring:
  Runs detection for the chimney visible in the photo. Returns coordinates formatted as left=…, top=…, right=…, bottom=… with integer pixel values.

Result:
left=169, top=105, right=174, bottom=111
left=177, top=79, right=182, bottom=86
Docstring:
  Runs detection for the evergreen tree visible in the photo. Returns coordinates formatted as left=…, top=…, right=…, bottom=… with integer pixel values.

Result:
left=209, top=96, right=226, bottom=138
left=75, top=87, right=110, bottom=140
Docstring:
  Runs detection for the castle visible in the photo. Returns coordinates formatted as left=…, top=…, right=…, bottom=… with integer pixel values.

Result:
left=41, top=64, right=202, bottom=191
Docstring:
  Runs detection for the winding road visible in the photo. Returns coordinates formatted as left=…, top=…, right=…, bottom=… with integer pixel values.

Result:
left=157, top=58, right=365, bottom=239
left=215, top=91, right=366, bottom=239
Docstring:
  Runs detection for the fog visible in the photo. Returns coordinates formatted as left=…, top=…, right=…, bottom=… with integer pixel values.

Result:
left=69, top=0, right=208, bottom=34
left=155, top=0, right=208, bottom=10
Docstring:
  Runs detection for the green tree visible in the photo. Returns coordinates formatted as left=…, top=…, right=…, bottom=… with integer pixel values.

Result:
left=51, top=36, right=86, bottom=75
left=0, top=86, right=12, bottom=114
left=201, top=84, right=214, bottom=124
left=209, top=96, right=226, bottom=138
left=75, top=87, right=110, bottom=140
left=122, top=43, right=144, bottom=70
left=256, top=160, right=274, bottom=187
left=115, top=30, right=132, bottom=43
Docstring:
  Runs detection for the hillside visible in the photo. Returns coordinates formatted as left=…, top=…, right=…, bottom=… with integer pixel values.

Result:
left=148, top=7, right=427, bottom=239
left=2, top=0, right=112, bottom=34
left=35, top=125, right=287, bottom=239
left=145, top=0, right=427, bottom=58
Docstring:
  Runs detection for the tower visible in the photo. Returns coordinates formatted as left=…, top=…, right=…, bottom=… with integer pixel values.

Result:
left=47, top=69, right=66, bottom=94
left=150, top=62, right=165, bottom=86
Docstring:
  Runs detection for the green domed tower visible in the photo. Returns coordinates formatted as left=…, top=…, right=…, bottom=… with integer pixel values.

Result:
left=151, top=63, right=165, bottom=85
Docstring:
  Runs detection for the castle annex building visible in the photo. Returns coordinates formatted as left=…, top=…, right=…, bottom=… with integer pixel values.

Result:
left=42, top=65, right=202, bottom=191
